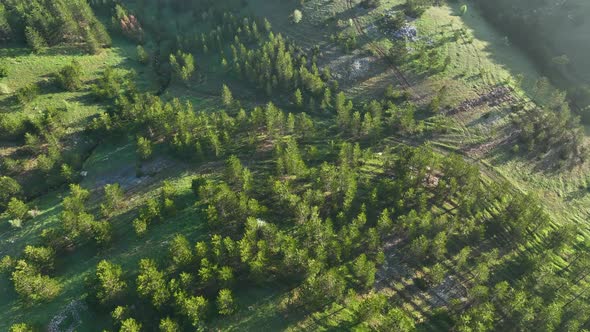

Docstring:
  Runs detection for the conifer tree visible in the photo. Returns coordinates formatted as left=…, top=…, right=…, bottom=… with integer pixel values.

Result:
left=24, top=26, right=47, bottom=53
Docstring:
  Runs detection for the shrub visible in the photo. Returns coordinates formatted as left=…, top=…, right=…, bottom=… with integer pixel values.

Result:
left=0, top=63, right=7, bottom=78
left=16, top=83, right=39, bottom=104
left=217, top=289, right=236, bottom=315
left=9, top=323, right=33, bottom=332
left=133, top=218, right=148, bottom=236
left=6, top=197, right=28, bottom=220
left=137, top=136, right=152, bottom=161
left=159, top=317, right=180, bottom=332
left=120, top=318, right=142, bottom=332
left=0, top=114, right=26, bottom=140
left=11, top=260, right=61, bottom=302
left=293, top=10, right=303, bottom=24
left=55, top=60, right=83, bottom=91
left=23, top=245, right=55, bottom=272
left=95, top=260, right=127, bottom=304
left=137, top=45, right=149, bottom=64
left=0, top=176, right=21, bottom=210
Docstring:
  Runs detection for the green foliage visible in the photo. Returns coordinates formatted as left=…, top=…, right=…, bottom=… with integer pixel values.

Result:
left=24, top=26, right=47, bottom=53
left=101, top=183, right=124, bottom=218
left=0, top=255, right=15, bottom=274
left=137, top=259, right=170, bottom=308
left=169, top=234, right=193, bottom=269
left=351, top=254, right=377, bottom=290
left=159, top=317, right=179, bottom=332
left=6, top=197, right=27, bottom=221
left=11, top=260, right=61, bottom=302
left=59, top=184, right=111, bottom=246
left=55, top=60, right=83, bottom=91
left=95, top=260, right=127, bottom=305
left=0, top=63, right=7, bottom=78
left=9, top=323, right=33, bottom=332
left=381, top=308, right=416, bottom=331
left=137, top=45, right=149, bottom=64
left=92, top=67, right=135, bottom=101
left=404, top=0, right=434, bottom=17
left=276, top=138, right=307, bottom=177
left=170, top=51, right=195, bottom=82
left=177, top=294, right=208, bottom=327
left=221, top=84, right=234, bottom=108
left=3, top=0, right=111, bottom=52
left=16, top=83, right=39, bottom=104
left=292, top=10, right=303, bottom=24
left=136, top=136, right=152, bottom=161
left=0, top=176, right=21, bottom=210
left=23, top=245, right=55, bottom=272
left=216, top=289, right=236, bottom=315
left=120, top=318, right=142, bottom=332
left=381, top=11, right=406, bottom=32
left=133, top=217, right=147, bottom=237
left=1, top=7, right=587, bottom=331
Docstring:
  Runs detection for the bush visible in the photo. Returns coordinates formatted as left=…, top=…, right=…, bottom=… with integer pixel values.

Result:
left=137, top=136, right=152, bottom=161
left=55, top=60, right=83, bottom=91
left=6, top=197, right=28, bottom=220
left=0, top=114, right=27, bottom=140
left=133, top=218, right=148, bottom=236
left=95, top=260, right=127, bottom=304
left=0, top=176, right=21, bottom=210
left=16, top=83, right=39, bottom=104
left=9, top=323, right=33, bottom=332
left=0, top=64, right=7, bottom=78
left=217, top=289, right=236, bottom=315
left=293, top=10, right=303, bottom=24
left=23, top=245, right=55, bottom=272
left=137, top=45, right=149, bottom=64
left=11, top=260, right=61, bottom=302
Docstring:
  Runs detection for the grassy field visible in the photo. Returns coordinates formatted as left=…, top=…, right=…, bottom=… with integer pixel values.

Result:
left=0, top=42, right=140, bottom=122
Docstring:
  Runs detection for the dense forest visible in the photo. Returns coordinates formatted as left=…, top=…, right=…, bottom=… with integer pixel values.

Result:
left=1, top=0, right=589, bottom=331
left=0, top=0, right=111, bottom=53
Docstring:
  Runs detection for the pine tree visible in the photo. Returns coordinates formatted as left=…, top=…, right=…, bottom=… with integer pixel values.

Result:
left=136, top=259, right=170, bottom=308
left=24, top=26, right=47, bottom=53
left=221, top=84, right=234, bottom=108
left=137, top=45, right=149, bottom=64
left=217, top=289, right=236, bottom=315
left=294, top=88, right=303, bottom=108
left=95, top=260, right=127, bottom=304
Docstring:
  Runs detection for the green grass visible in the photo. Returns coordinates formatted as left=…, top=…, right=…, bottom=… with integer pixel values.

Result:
left=0, top=136, right=210, bottom=330
left=0, top=44, right=129, bottom=122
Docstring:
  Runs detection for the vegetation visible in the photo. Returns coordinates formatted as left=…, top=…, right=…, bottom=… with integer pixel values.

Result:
left=1, top=0, right=590, bottom=331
